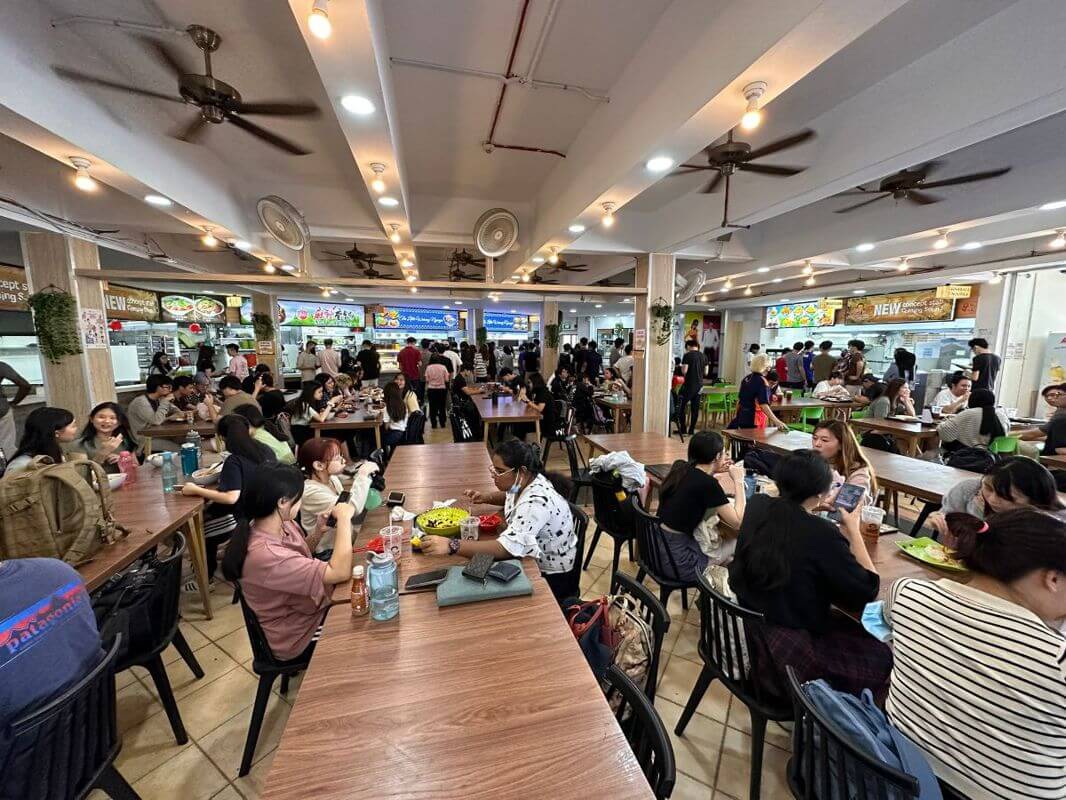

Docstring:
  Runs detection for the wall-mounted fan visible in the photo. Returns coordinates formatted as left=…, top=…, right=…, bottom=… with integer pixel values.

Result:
left=674, top=269, right=707, bottom=305
left=54, top=25, right=320, bottom=155
left=473, top=209, right=519, bottom=258
left=834, top=161, right=1011, bottom=213
left=258, top=196, right=310, bottom=252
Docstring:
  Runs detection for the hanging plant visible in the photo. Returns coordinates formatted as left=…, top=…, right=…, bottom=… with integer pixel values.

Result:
left=476, top=325, right=488, bottom=346
left=650, top=298, right=676, bottom=346
left=251, top=312, right=275, bottom=341
left=545, top=323, right=560, bottom=349
left=27, top=287, right=82, bottom=364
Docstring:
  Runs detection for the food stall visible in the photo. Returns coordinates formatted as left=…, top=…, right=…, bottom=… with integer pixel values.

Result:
left=370, top=305, right=468, bottom=373
left=483, top=312, right=532, bottom=347
left=241, top=298, right=366, bottom=376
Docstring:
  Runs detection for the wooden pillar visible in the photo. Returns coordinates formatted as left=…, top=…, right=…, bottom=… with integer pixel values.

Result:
left=250, top=292, right=281, bottom=372
left=20, top=232, right=116, bottom=420
left=631, top=253, right=676, bottom=434
left=472, top=307, right=485, bottom=347
left=541, top=300, right=559, bottom=377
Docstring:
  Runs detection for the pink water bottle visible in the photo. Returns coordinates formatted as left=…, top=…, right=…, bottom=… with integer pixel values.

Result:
left=118, top=451, right=138, bottom=484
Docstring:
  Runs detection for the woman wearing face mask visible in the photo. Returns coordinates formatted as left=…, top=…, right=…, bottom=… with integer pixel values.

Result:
left=885, top=509, right=1066, bottom=800
left=6, top=407, right=79, bottom=474
left=221, top=463, right=355, bottom=661
left=419, top=440, right=578, bottom=601
left=68, top=402, right=139, bottom=473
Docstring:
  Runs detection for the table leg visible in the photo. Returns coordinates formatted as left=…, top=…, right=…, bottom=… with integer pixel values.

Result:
left=535, top=419, right=541, bottom=442
left=185, top=511, right=214, bottom=620
left=144, top=436, right=153, bottom=457
left=613, top=413, right=621, bottom=434
left=374, top=426, right=381, bottom=450
left=314, top=428, right=321, bottom=438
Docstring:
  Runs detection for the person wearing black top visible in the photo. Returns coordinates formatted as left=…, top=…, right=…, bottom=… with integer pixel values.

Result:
left=572, top=338, right=588, bottom=377
left=728, top=450, right=889, bottom=697
left=968, top=337, right=1001, bottom=393
left=355, top=341, right=381, bottom=386
left=679, top=339, right=707, bottom=434
left=516, top=372, right=554, bottom=440
left=558, top=343, right=573, bottom=373
left=582, top=341, right=602, bottom=379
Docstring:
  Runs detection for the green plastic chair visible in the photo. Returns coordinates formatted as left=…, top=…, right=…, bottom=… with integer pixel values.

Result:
left=851, top=408, right=868, bottom=420
left=789, top=405, right=824, bottom=433
left=702, top=392, right=728, bottom=428
left=989, top=436, right=1020, bottom=455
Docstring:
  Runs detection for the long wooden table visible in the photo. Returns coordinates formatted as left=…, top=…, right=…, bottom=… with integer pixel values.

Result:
left=311, top=408, right=383, bottom=450
left=473, top=393, right=541, bottom=448
left=1042, top=454, right=1066, bottom=470
left=581, top=431, right=688, bottom=464
left=80, top=463, right=212, bottom=617
left=850, top=417, right=939, bottom=457
left=595, top=395, right=633, bottom=433
left=265, top=443, right=653, bottom=800
left=139, top=420, right=218, bottom=456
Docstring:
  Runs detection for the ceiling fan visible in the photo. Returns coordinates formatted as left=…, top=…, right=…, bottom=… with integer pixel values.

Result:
left=53, top=25, right=320, bottom=155
left=594, top=277, right=627, bottom=287
left=359, top=264, right=400, bottom=280
left=195, top=240, right=257, bottom=262
left=319, top=242, right=397, bottom=270
left=549, top=257, right=588, bottom=273
left=432, top=248, right=486, bottom=268
left=529, top=273, right=559, bottom=285
left=448, top=266, right=482, bottom=281
left=834, top=161, right=1011, bottom=213
left=671, top=127, right=814, bottom=238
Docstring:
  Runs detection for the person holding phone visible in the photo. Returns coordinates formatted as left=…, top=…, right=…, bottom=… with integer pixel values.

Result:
left=809, top=419, right=877, bottom=508
left=296, top=438, right=378, bottom=555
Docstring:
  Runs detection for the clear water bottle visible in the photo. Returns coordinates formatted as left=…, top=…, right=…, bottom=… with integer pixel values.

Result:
left=184, top=428, right=202, bottom=468
left=160, top=451, right=177, bottom=494
left=367, top=550, right=399, bottom=621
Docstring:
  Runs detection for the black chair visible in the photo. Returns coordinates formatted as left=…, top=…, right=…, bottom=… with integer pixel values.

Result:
left=676, top=572, right=792, bottom=800
left=785, top=666, right=921, bottom=799
left=116, top=533, right=204, bottom=746
left=234, top=583, right=317, bottom=777
left=912, top=501, right=941, bottom=538
left=628, top=497, right=698, bottom=611
left=540, top=400, right=572, bottom=464
left=582, top=471, right=638, bottom=576
left=669, top=391, right=686, bottom=443
left=5, top=635, right=141, bottom=799
left=603, top=664, right=676, bottom=799
left=549, top=502, right=589, bottom=601
left=610, top=570, right=670, bottom=702
left=403, top=410, right=427, bottom=445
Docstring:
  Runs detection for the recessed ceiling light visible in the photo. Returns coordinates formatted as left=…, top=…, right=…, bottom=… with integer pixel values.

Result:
left=405, top=273, right=417, bottom=282
left=378, top=196, right=399, bottom=207
left=706, top=306, right=716, bottom=311
left=594, top=304, right=603, bottom=308
left=204, top=290, right=217, bottom=295
left=453, top=300, right=462, bottom=305
left=569, top=308, right=578, bottom=313
left=329, top=289, right=338, bottom=295
left=805, top=275, right=816, bottom=286
left=719, top=287, right=728, bottom=293
left=401, top=257, right=414, bottom=268
left=521, top=273, right=531, bottom=282
left=1051, top=230, right=1066, bottom=249
left=896, top=258, right=910, bottom=272
left=341, top=94, right=375, bottom=115
left=645, top=156, right=674, bottom=173
left=70, top=157, right=97, bottom=192
left=743, top=286, right=753, bottom=296
left=723, top=279, right=733, bottom=290
left=263, top=263, right=276, bottom=274
left=772, top=278, right=782, bottom=283
left=852, top=289, right=866, bottom=294
left=308, top=0, right=332, bottom=38
left=933, top=229, right=949, bottom=249
left=409, top=287, right=418, bottom=294
left=855, top=242, right=875, bottom=252
left=531, top=256, right=545, bottom=264
left=568, top=223, right=586, bottom=234
left=756, top=267, right=770, bottom=273
left=144, top=194, right=171, bottom=207
left=510, top=308, right=517, bottom=313
left=233, top=240, right=252, bottom=251
left=1040, top=200, right=1066, bottom=211
left=779, top=298, right=791, bottom=302
left=961, top=241, right=982, bottom=250
left=321, top=288, right=330, bottom=297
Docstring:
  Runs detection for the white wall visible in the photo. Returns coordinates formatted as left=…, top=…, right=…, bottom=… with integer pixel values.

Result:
left=999, top=270, right=1066, bottom=414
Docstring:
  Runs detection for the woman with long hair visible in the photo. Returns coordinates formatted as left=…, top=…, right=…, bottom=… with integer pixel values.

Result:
left=221, top=463, right=356, bottom=660
left=728, top=450, right=889, bottom=696
left=69, top=402, right=138, bottom=473
left=181, top=414, right=276, bottom=582
left=884, top=347, right=916, bottom=383
left=810, top=418, right=878, bottom=504
left=296, top=437, right=379, bottom=554
left=885, top=509, right=1066, bottom=800
left=296, top=341, right=319, bottom=383
left=726, top=354, right=789, bottom=432
left=231, top=404, right=295, bottom=464
left=148, top=351, right=172, bottom=376
left=381, top=380, right=409, bottom=448
left=869, top=377, right=914, bottom=418
left=6, top=407, right=78, bottom=474
left=195, top=345, right=216, bottom=384
left=285, top=381, right=339, bottom=445
left=419, top=439, right=577, bottom=601
left=391, top=373, right=420, bottom=415
left=657, top=431, right=747, bottom=578
left=936, top=387, right=1008, bottom=453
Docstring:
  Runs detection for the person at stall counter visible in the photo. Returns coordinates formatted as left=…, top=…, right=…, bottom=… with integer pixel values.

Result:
left=811, top=341, right=836, bottom=384
left=356, top=340, right=381, bottom=387
left=226, top=343, right=249, bottom=381
left=0, top=361, right=31, bottom=458
left=317, top=339, right=341, bottom=378
left=968, top=337, right=1001, bottom=393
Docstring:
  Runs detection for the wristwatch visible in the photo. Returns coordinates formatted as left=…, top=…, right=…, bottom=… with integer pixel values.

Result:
left=448, top=537, right=461, bottom=554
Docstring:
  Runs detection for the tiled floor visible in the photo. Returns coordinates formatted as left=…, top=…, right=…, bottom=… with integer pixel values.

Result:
left=98, top=427, right=805, bottom=799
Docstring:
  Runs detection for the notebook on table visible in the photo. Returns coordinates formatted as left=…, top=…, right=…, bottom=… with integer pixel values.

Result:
left=435, top=560, right=533, bottom=607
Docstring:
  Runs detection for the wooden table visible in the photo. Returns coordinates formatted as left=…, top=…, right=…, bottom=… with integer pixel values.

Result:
left=311, top=408, right=383, bottom=450
left=473, top=393, right=541, bottom=448
left=581, top=431, right=688, bottom=464
left=266, top=442, right=653, bottom=800
left=81, top=464, right=212, bottom=617
left=769, top=396, right=861, bottom=421
left=1041, top=454, right=1066, bottom=470
left=850, top=417, right=940, bottom=457
left=139, top=420, right=218, bottom=456
left=871, top=532, right=970, bottom=601
left=595, top=395, right=633, bottom=433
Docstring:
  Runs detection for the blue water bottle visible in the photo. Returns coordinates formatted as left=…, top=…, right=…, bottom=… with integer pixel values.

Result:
left=160, top=451, right=177, bottom=494
left=367, top=551, right=399, bottom=621
left=180, top=443, right=198, bottom=479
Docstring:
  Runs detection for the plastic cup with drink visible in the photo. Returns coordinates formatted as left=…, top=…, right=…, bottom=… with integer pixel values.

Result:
left=379, top=525, right=404, bottom=559
left=859, top=506, right=886, bottom=554
left=460, top=517, right=480, bottom=542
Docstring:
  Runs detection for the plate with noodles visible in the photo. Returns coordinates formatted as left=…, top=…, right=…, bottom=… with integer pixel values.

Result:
left=896, top=536, right=968, bottom=572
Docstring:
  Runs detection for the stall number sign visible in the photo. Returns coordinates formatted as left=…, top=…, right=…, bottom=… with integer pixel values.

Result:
left=0, top=264, right=29, bottom=311
left=935, top=285, right=972, bottom=300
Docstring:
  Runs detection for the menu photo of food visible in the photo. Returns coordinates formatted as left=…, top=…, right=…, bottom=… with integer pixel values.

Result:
left=764, top=300, right=834, bottom=329
left=194, top=296, right=225, bottom=319
left=161, top=295, right=195, bottom=318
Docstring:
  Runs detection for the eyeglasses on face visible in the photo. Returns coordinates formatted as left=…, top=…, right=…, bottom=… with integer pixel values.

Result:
left=489, top=465, right=515, bottom=478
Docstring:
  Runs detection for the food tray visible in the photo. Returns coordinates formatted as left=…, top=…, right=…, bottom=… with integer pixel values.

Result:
left=895, top=536, right=968, bottom=573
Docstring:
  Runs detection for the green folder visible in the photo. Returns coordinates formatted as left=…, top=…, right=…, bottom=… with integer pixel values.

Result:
left=435, top=560, right=533, bottom=607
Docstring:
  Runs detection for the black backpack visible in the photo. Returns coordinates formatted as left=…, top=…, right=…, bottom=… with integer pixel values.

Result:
left=860, top=431, right=899, bottom=454
left=945, top=446, right=997, bottom=474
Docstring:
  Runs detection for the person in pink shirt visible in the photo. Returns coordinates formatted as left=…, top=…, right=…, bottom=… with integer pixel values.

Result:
left=226, top=343, right=250, bottom=381
left=425, top=358, right=450, bottom=429
left=317, top=338, right=341, bottom=378
left=222, top=463, right=367, bottom=660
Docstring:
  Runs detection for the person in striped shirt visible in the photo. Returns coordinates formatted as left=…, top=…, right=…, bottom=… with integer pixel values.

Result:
left=885, top=509, right=1066, bottom=800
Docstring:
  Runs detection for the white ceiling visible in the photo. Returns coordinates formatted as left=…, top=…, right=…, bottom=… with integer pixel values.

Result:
left=0, top=0, right=1065, bottom=313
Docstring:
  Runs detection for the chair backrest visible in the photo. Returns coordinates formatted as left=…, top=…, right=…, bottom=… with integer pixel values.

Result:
left=562, top=502, right=589, bottom=597
left=785, top=666, right=921, bottom=800
left=546, top=399, right=568, bottom=438
left=142, top=532, right=187, bottom=657
left=234, top=581, right=292, bottom=670
left=4, top=635, right=123, bottom=800
left=562, top=435, right=586, bottom=484
left=403, top=410, right=426, bottom=445
left=590, top=471, right=637, bottom=539
left=603, top=664, right=676, bottom=800
left=628, top=496, right=686, bottom=585
left=610, top=570, right=670, bottom=701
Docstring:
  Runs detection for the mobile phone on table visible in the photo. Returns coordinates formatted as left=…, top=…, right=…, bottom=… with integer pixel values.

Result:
left=404, top=569, right=449, bottom=591
left=387, top=490, right=405, bottom=507
left=832, top=483, right=865, bottom=513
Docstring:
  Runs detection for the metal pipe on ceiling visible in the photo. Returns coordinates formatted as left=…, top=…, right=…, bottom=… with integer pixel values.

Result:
left=389, top=58, right=609, bottom=102
left=522, top=0, right=560, bottom=84
left=49, top=16, right=187, bottom=36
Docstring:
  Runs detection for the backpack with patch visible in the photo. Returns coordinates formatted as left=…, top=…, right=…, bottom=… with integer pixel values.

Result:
left=0, top=457, right=129, bottom=566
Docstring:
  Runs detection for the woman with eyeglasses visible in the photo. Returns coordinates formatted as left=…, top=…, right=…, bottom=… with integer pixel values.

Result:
left=418, top=440, right=578, bottom=601
left=296, top=437, right=379, bottom=555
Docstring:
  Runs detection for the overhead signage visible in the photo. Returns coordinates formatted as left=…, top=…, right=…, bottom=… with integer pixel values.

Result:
left=226, top=295, right=244, bottom=308
left=240, top=299, right=364, bottom=328
left=764, top=299, right=836, bottom=328
left=373, top=306, right=462, bottom=331
left=0, top=264, right=29, bottom=311
left=844, top=289, right=955, bottom=325
left=483, top=312, right=529, bottom=332
left=103, top=285, right=159, bottom=321
left=935, top=285, right=972, bottom=300
left=160, top=294, right=228, bottom=323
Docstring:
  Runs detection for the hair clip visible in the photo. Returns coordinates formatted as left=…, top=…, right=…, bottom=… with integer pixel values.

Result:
left=977, top=521, right=990, bottom=534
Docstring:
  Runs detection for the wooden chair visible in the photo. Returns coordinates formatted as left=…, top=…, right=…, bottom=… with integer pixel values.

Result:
left=603, top=664, right=676, bottom=799
left=610, top=570, right=670, bottom=702
left=785, top=666, right=921, bottom=799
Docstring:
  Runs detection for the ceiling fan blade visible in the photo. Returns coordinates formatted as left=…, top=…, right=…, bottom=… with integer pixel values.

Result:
left=912, top=160, right=943, bottom=178
left=371, top=258, right=398, bottom=266
left=565, top=267, right=589, bottom=272
left=919, top=167, right=1011, bottom=189
left=236, top=101, right=321, bottom=117
left=321, top=250, right=349, bottom=258
left=173, top=114, right=208, bottom=143
left=52, top=66, right=183, bottom=103
left=905, top=189, right=941, bottom=205
left=672, top=165, right=716, bottom=176
left=136, top=36, right=191, bottom=79
left=739, top=163, right=804, bottom=177
left=837, top=189, right=874, bottom=196
left=226, top=114, right=310, bottom=155
left=193, top=249, right=230, bottom=254
left=834, top=193, right=890, bottom=214
left=745, top=129, right=815, bottom=161
left=700, top=172, right=725, bottom=194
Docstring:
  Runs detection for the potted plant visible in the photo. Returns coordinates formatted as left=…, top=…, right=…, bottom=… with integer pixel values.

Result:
left=650, top=298, right=675, bottom=346
left=27, top=287, right=83, bottom=364
left=251, top=312, right=275, bottom=341
left=545, top=323, right=560, bottom=349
